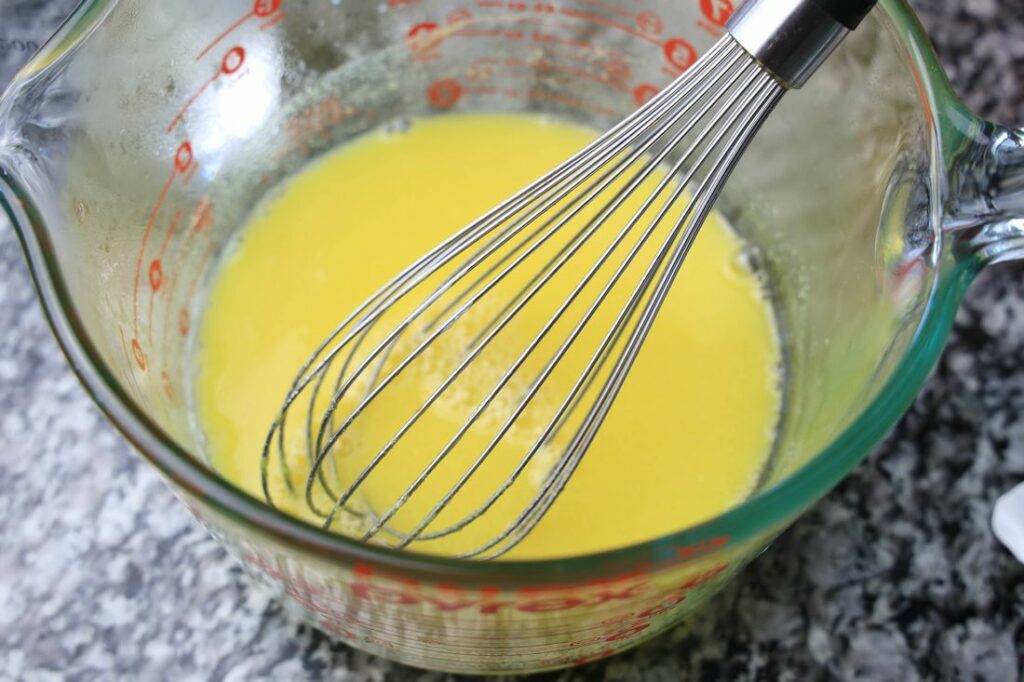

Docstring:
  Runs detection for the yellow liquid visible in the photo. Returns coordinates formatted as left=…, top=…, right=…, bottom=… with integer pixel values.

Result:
left=196, top=114, right=781, bottom=560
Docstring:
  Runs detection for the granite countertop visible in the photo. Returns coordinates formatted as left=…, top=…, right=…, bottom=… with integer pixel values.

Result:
left=1, top=1, right=1022, bottom=680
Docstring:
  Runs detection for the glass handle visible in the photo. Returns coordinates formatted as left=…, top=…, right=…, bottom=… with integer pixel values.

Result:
left=946, top=120, right=1024, bottom=264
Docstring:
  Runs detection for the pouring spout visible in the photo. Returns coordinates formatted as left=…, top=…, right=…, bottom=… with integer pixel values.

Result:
left=946, top=120, right=1024, bottom=265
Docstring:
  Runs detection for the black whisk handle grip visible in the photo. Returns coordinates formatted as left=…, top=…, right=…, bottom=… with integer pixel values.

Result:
left=809, top=0, right=878, bottom=30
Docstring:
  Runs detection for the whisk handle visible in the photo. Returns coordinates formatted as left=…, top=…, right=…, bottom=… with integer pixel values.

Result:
left=810, top=0, right=878, bottom=30
left=728, top=0, right=878, bottom=89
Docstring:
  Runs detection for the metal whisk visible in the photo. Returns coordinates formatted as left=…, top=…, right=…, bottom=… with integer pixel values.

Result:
left=263, top=0, right=877, bottom=559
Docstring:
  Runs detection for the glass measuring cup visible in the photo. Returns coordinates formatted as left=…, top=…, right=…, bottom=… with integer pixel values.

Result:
left=3, top=0, right=1022, bottom=674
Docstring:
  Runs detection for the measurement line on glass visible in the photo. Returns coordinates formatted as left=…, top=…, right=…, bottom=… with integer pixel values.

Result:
left=404, top=7, right=699, bottom=75
left=145, top=207, right=183, bottom=340
left=157, top=199, right=216, bottom=388
left=130, top=140, right=192, bottom=356
left=469, top=58, right=631, bottom=92
left=168, top=46, right=248, bottom=134
left=127, top=0, right=714, bottom=406
left=195, top=0, right=284, bottom=62
left=129, top=2, right=294, bottom=386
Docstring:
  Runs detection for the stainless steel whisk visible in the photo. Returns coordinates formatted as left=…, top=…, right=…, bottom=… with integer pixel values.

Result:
left=263, top=0, right=877, bottom=559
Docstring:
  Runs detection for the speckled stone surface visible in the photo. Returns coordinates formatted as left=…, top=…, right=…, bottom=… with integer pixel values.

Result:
left=1, top=1, right=1023, bottom=680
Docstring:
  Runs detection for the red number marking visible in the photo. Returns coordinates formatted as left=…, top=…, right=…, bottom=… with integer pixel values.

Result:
left=132, top=142, right=192, bottom=345
left=170, top=48, right=247, bottom=134
left=636, top=11, right=663, bottom=36
left=700, top=0, right=733, bottom=27
left=160, top=199, right=214, bottom=357
left=161, top=371, right=175, bottom=399
left=407, top=21, right=442, bottom=52
left=427, top=78, right=463, bottom=109
left=221, top=46, right=246, bottom=74
left=174, top=142, right=194, bottom=172
left=632, top=83, right=659, bottom=107
left=131, top=337, right=147, bottom=371
left=197, top=1, right=284, bottom=61
left=117, top=328, right=148, bottom=400
left=663, top=37, right=697, bottom=71
left=149, top=259, right=164, bottom=292
left=253, top=0, right=282, bottom=18
left=147, top=209, right=183, bottom=342
left=179, top=309, right=190, bottom=337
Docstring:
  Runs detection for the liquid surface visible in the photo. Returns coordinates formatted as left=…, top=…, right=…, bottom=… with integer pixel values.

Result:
left=196, top=114, right=781, bottom=559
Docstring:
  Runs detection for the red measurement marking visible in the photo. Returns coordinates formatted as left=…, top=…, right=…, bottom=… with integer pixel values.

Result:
left=427, top=78, right=463, bottom=108
left=632, top=83, right=659, bottom=107
left=160, top=199, right=214, bottom=357
left=256, top=0, right=284, bottom=16
left=677, top=535, right=729, bottom=558
left=158, top=209, right=184, bottom=260
left=131, top=337, right=147, bottom=371
left=147, top=209, right=184, bottom=343
left=161, top=371, right=175, bottom=399
left=469, top=56, right=628, bottom=92
left=534, top=60, right=628, bottom=92
left=132, top=141, right=192, bottom=344
left=254, top=0, right=282, bottom=17
left=167, top=79, right=213, bottom=133
left=449, top=26, right=525, bottom=42
left=447, top=8, right=473, bottom=23
left=283, top=96, right=358, bottom=156
left=174, top=142, right=194, bottom=172
left=197, top=13, right=252, bottom=61
left=663, top=37, right=698, bottom=72
left=700, top=0, right=733, bottom=27
left=149, top=260, right=164, bottom=292
left=179, top=309, right=191, bottom=337
left=221, top=46, right=246, bottom=74
left=170, top=47, right=247, bottom=133
left=196, top=0, right=283, bottom=61
left=636, top=11, right=663, bottom=36
left=528, top=29, right=628, bottom=60
left=407, top=21, right=442, bottom=53
left=261, top=11, right=286, bottom=30
left=388, top=0, right=418, bottom=7
left=118, top=328, right=147, bottom=398
left=557, top=7, right=660, bottom=45
left=182, top=161, right=200, bottom=187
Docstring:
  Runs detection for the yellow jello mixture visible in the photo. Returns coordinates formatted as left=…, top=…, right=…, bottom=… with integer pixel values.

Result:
left=195, top=113, right=781, bottom=559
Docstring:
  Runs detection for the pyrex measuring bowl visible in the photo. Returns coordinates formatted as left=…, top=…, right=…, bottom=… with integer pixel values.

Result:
left=3, top=0, right=1023, bottom=674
